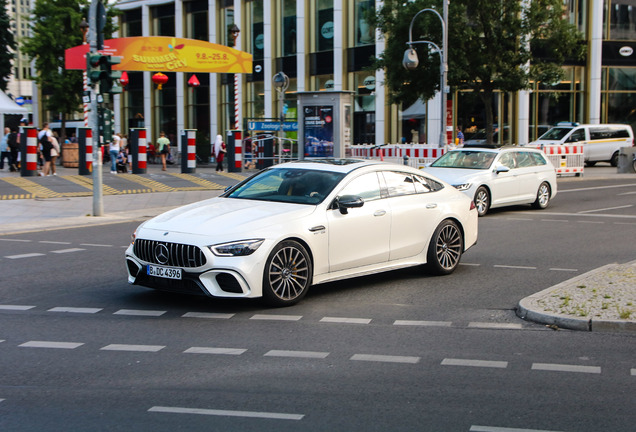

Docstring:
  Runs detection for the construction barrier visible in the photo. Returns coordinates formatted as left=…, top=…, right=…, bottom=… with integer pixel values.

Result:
left=349, top=144, right=447, bottom=168
left=529, top=144, right=584, bottom=176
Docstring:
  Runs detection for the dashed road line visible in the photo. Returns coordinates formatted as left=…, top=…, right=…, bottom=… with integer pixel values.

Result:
left=578, top=204, right=633, bottom=214
left=531, top=363, right=601, bottom=374
left=0, top=305, right=35, bottom=310
left=101, top=344, right=165, bottom=352
left=5, top=253, right=45, bottom=259
left=470, top=426, right=564, bottom=432
left=549, top=267, right=578, bottom=272
left=631, top=369, right=636, bottom=376
left=320, top=317, right=372, bottom=324
left=19, top=341, right=84, bottom=349
left=79, top=243, right=113, bottom=247
left=182, top=312, right=234, bottom=319
left=48, top=307, right=103, bottom=314
left=113, top=309, right=166, bottom=317
left=468, top=322, right=523, bottom=330
left=442, top=358, right=508, bottom=369
left=265, top=350, right=330, bottom=359
left=494, top=265, right=537, bottom=270
left=250, top=314, right=302, bottom=321
left=148, top=406, right=305, bottom=421
left=184, top=347, right=247, bottom=355
left=394, top=320, right=452, bottom=327
left=0, top=238, right=32, bottom=242
left=38, top=241, right=71, bottom=244
left=351, top=354, right=420, bottom=364
left=50, top=248, right=86, bottom=254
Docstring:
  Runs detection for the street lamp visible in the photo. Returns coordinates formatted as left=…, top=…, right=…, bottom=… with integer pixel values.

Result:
left=402, top=7, right=448, bottom=148
left=273, top=71, right=289, bottom=163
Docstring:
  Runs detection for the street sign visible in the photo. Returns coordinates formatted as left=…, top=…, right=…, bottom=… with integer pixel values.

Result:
left=247, top=121, right=298, bottom=132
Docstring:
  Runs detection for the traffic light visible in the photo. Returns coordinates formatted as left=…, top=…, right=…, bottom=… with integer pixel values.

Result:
left=85, top=53, right=123, bottom=95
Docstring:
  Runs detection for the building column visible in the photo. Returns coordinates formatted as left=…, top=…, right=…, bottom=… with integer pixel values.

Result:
left=209, top=0, right=218, bottom=143
left=297, top=1, right=306, bottom=92
left=264, top=0, right=273, bottom=119
left=334, top=0, right=343, bottom=91
left=175, top=0, right=185, bottom=136
left=588, top=0, right=603, bottom=124
left=375, top=0, right=385, bottom=145
left=142, top=4, right=152, bottom=138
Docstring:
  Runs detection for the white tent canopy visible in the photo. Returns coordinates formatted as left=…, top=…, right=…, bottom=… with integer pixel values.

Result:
left=0, top=91, right=28, bottom=133
left=400, top=99, right=426, bottom=120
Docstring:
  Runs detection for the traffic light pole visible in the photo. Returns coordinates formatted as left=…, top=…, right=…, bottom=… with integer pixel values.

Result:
left=89, top=0, right=103, bottom=216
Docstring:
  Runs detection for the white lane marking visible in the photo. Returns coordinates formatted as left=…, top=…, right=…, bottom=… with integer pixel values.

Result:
left=182, top=312, right=234, bottom=319
left=184, top=347, right=246, bottom=355
left=631, top=369, right=636, bottom=376
left=506, top=217, right=533, bottom=221
left=494, top=265, right=537, bottom=270
left=0, top=340, right=5, bottom=343
left=460, top=262, right=481, bottom=267
left=51, top=248, right=86, bottom=254
left=394, top=320, right=452, bottom=327
left=0, top=305, right=35, bottom=311
left=549, top=268, right=578, bottom=272
left=79, top=243, right=113, bottom=247
left=38, top=241, right=72, bottom=244
left=529, top=211, right=636, bottom=220
left=5, top=253, right=45, bottom=259
left=250, top=314, right=302, bottom=321
left=578, top=204, right=633, bottom=214
left=470, top=426, right=565, bottom=432
left=101, top=344, right=165, bottom=352
left=577, top=220, right=604, bottom=224
left=614, top=221, right=636, bottom=225
left=531, top=363, right=601, bottom=374
left=114, top=309, right=166, bottom=317
left=19, top=341, right=84, bottom=349
left=0, top=399, right=4, bottom=403
left=321, top=317, right=371, bottom=324
left=617, top=191, right=636, bottom=196
left=351, top=354, right=420, bottom=364
left=468, top=322, right=523, bottom=330
left=559, top=183, right=636, bottom=193
left=265, top=350, right=329, bottom=359
left=0, top=239, right=32, bottom=242
left=48, top=307, right=102, bottom=314
left=148, top=406, right=304, bottom=421
left=442, top=358, right=508, bottom=369
left=540, top=219, right=568, bottom=223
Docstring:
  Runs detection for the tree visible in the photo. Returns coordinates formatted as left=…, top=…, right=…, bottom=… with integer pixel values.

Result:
left=22, top=0, right=118, bottom=140
left=0, top=0, right=16, bottom=92
left=372, top=0, right=584, bottom=144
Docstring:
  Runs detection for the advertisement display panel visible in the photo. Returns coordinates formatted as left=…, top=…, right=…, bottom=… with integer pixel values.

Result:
left=303, top=106, right=334, bottom=157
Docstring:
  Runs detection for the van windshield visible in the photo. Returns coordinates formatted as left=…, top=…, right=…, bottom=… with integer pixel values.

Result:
left=538, top=127, right=573, bottom=141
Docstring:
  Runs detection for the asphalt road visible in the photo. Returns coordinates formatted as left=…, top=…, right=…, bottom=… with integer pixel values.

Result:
left=0, top=172, right=635, bottom=431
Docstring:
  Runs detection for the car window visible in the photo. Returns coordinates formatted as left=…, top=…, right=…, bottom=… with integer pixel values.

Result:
left=382, top=171, right=416, bottom=197
left=498, top=152, right=516, bottom=169
left=431, top=151, right=496, bottom=169
left=337, top=172, right=382, bottom=201
left=414, top=174, right=444, bottom=193
left=539, top=127, right=572, bottom=140
left=515, top=151, right=534, bottom=168
left=589, top=126, right=630, bottom=140
left=529, top=152, right=548, bottom=165
left=566, top=129, right=586, bottom=143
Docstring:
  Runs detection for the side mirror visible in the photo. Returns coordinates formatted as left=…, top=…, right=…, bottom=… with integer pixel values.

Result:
left=494, top=164, right=510, bottom=174
left=336, top=195, right=364, bottom=215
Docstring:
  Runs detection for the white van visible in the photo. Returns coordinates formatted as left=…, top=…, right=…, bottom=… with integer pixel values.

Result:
left=529, top=123, right=634, bottom=166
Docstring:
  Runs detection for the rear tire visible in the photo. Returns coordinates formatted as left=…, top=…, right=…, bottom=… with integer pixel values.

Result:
left=532, top=182, right=551, bottom=209
left=610, top=151, right=619, bottom=167
left=426, top=220, right=463, bottom=275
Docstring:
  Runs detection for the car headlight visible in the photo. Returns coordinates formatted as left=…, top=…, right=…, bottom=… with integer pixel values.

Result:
left=210, top=239, right=264, bottom=257
left=453, top=183, right=472, bottom=191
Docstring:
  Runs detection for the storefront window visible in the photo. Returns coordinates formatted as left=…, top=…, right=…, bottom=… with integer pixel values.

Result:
left=604, top=92, right=636, bottom=130
left=186, top=73, right=210, bottom=158
left=154, top=72, right=176, bottom=143
left=282, top=0, right=297, bottom=56
left=355, top=0, right=374, bottom=46
left=122, top=9, right=142, bottom=37
left=353, top=72, right=376, bottom=144
left=610, top=0, right=636, bottom=40
left=315, top=0, right=334, bottom=52
left=152, top=4, right=175, bottom=37
left=606, top=67, right=636, bottom=90
left=250, top=1, right=264, bottom=60
left=185, top=2, right=208, bottom=41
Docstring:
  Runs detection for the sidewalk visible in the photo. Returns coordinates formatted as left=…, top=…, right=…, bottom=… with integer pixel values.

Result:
left=0, top=161, right=634, bottom=332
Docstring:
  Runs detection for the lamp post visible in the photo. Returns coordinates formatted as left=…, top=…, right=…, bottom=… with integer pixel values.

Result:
left=402, top=7, right=448, bottom=148
left=273, top=71, right=289, bottom=163
left=229, top=24, right=240, bottom=130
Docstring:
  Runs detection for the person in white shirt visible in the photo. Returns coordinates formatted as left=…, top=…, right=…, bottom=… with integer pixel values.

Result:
left=109, top=133, right=121, bottom=174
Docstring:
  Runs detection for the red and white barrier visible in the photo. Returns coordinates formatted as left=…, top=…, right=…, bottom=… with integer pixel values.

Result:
left=25, top=128, right=38, bottom=173
left=530, top=144, right=584, bottom=176
left=137, top=129, right=147, bottom=170
left=186, top=130, right=196, bottom=169
left=349, top=144, right=447, bottom=168
left=85, top=128, right=93, bottom=172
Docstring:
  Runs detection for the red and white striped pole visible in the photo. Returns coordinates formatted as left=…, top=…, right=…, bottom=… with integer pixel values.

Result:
left=22, top=127, right=38, bottom=176
left=187, top=130, right=196, bottom=170
left=85, top=128, right=93, bottom=172
left=137, top=129, right=147, bottom=171
left=233, top=130, right=242, bottom=171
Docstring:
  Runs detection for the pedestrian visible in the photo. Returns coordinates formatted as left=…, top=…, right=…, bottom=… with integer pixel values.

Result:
left=0, top=127, right=10, bottom=170
left=116, top=148, right=128, bottom=173
left=214, top=134, right=226, bottom=172
left=457, top=127, right=465, bottom=147
left=38, top=123, right=53, bottom=176
left=156, top=131, right=171, bottom=171
left=49, top=132, right=60, bottom=176
left=7, top=127, right=19, bottom=172
left=109, top=133, right=121, bottom=174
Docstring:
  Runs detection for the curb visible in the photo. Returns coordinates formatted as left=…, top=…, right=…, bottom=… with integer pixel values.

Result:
left=517, top=263, right=636, bottom=333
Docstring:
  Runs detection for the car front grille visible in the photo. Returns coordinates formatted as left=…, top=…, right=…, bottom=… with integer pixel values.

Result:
left=134, top=239, right=207, bottom=268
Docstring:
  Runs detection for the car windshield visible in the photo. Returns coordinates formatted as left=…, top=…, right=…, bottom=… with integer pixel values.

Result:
left=538, top=127, right=573, bottom=140
left=224, top=168, right=346, bottom=205
left=431, top=151, right=496, bottom=170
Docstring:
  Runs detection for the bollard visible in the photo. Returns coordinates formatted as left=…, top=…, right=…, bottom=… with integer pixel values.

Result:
left=181, top=129, right=197, bottom=174
left=130, top=128, right=148, bottom=174
left=20, top=127, right=38, bottom=177
left=403, top=155, right=409, bottom=166
left=78, top=127, right=93, bottom=175
left=226, top=130, right=242, bottom=173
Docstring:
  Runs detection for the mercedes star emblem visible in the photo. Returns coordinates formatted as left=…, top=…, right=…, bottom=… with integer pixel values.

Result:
left=154, top=243, right=169, bottom=265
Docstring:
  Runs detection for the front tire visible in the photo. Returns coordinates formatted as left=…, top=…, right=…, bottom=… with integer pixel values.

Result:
left=532, top=182, right=551, bottom=209
left=426, top=220, right=463, bottom=275
left=262, top=240, right=312, bottom=306
left=610, top=151, right=619, bottom=167
left=474, top=186, right=490, bottom=217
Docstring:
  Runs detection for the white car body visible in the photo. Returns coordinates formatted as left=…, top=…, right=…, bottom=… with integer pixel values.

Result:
left=423, top=147, right=557, bottom=216
left=125, top=159, right=478, bottom=305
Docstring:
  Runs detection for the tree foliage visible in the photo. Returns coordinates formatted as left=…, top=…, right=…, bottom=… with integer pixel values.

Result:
left=372, top=0, right=585, bottom=144
left=0, top=0, right=16, bottom=92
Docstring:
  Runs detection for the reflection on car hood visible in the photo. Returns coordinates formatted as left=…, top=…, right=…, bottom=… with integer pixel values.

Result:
left=422, top=167, right=485, bottom=185
left=141, top=197, right=317, bottom=235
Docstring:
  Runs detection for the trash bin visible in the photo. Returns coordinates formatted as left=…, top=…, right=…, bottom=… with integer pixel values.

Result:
left=62, top=142, right=79, bottom=168
left=617, top=147, right=636, bottom=173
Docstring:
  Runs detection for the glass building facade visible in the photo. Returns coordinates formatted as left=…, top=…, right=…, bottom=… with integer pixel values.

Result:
left=110, top=0, right=636, bottom=152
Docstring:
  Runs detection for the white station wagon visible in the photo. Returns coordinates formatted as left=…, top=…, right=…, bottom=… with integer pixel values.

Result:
left=423, top=147, right=557, bottom=217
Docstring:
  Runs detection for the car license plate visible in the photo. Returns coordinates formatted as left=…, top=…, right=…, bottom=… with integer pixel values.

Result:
left=147, top=265, right=182, bottom=280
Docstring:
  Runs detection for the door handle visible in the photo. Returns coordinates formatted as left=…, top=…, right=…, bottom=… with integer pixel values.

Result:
left=426, top=204, right=438, bottom=209
left=374, top=210, right=386, bottom=217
